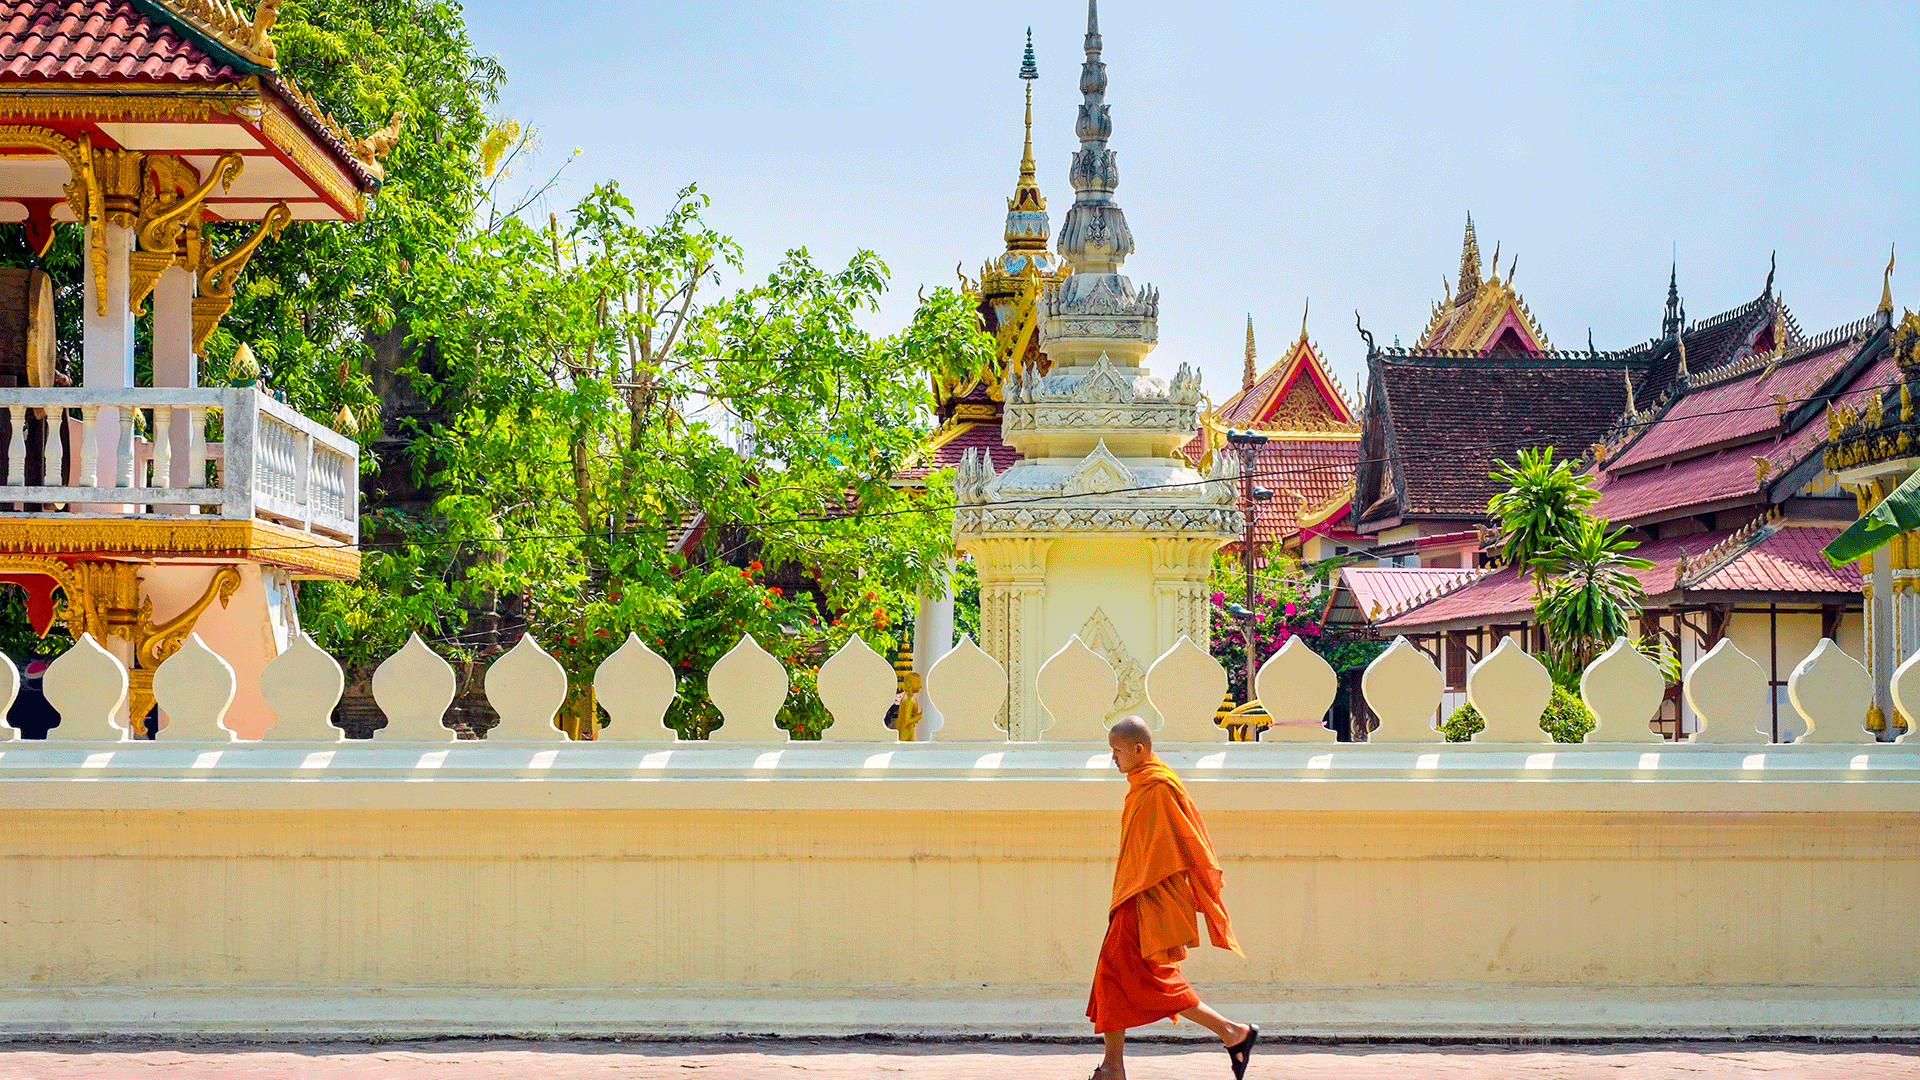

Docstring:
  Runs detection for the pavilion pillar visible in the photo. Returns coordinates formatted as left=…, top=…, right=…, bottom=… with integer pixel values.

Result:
left=82, top=220, right=134, bottom=507
left=152, top=263, right=197, bottom=498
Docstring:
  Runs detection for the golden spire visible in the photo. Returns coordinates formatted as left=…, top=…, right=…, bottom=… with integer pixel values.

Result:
left=1456, top=213, right=1481, bottom=305
left=1243, top=314, right=1256, bottom=391
left=1881, top=244, right=1896, bottom=314
left=1298, top=296, right=1310, bottom=342
left=1001, top=29, right=1049, bottom=252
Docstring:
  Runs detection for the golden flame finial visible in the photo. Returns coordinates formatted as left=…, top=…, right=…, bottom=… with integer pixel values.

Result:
left=1881, top=244, right=1896, bottom=315
left=1243, top=314, right=1256, bottom=391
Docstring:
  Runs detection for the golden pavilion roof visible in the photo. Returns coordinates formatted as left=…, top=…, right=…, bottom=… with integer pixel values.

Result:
left=1417, top=214, right=1551, bottom=354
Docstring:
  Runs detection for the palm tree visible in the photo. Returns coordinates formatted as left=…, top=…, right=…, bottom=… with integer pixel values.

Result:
left=1530, top=517, right=1655, bottom=669
left=1487, top=447, right=1600, bottom=582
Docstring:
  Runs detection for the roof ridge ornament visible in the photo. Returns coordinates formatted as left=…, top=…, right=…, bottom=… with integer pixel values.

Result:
left=159, top=0, right=280, bottom=69
left=1880, top=244, right=1896, bottom=315
left=1456, top=213, right=1481, bottom=305
left=1243, top=315, right=1256, bottom=391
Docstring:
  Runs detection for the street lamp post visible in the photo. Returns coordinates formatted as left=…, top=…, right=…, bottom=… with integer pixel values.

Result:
left=1224, top=430, right=1272, bottom=721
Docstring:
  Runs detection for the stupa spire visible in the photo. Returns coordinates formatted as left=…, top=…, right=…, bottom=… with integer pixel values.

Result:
left=1056, top=0, right=1133, bottom=275
left=1003, top=28, right=1049, bottom=253
left=1456, top=213, right=1482, bottom=305
left=1243, top=315, right=1256, bottom=391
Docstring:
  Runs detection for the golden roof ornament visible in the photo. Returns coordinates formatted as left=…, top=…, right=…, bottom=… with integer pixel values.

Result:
left=1881, top=244, right=1896, bottom=315
left=228, top=341, right=260, bottom=387
left=1243, top=314, right=1256, bottom=391
left=1456, top=213, right=1481, bottom=305
left=162, top=0, right=281, bottom=68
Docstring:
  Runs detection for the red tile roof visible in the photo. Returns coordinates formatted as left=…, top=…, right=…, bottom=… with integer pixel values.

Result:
left=1378, top=520, right=1860, bottom=634
left=1681, top=524, right=1859, bottom=595
left=1228, top=438, right=1360, bottom=550
left=1331, top=566, right=1486, bottom=626
left=0, top=0, right=241, bottom=81
left=893, top=421, right=1020, bottom=486
left=1609, top=338, right=1865, bottom=472
left=1592, top=346, right=1897, bottom=525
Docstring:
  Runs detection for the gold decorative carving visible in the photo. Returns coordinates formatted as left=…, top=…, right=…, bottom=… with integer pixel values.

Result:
left=0, top=125, right=105, bottom=313
left=164, top=0, right=281, bottom=67
left=0, top=89, right=257, bottom=124
left=130, top=152, right=244, bottom=313
left=260, top=100, right=364, bottom=211
left=193, top=200, right=290, bottom=353
left=92, top=148, right=145, bottom=227
left=0, top=555, right=91, bottom=639
left=349, top=112, right=403, bottom=180
left=136, top=565, right=241, bottom=667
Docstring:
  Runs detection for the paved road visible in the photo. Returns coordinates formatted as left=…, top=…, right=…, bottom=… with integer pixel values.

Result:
left=1, top=1040, right=1916, bottom=1079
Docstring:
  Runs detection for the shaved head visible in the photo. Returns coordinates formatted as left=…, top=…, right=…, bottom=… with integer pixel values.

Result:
left=1109, top=715, right=1153, bottom=748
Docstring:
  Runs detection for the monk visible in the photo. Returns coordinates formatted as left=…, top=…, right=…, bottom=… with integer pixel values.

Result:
left=1088, top=716, right=1256, bottom=1080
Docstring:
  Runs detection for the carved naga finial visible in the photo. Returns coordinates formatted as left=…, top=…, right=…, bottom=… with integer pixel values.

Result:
left=1354, top=310, right=1375, bottom=355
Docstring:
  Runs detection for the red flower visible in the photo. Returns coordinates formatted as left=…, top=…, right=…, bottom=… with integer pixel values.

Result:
left=864, top=591, right=877, bottom=601
left=595, top=628, right=610, bottom=638
left=567, top=635, right=578, bottom=645
left=762, top=598, right=776, bottom=608
left=749, top=561, right=763, bottom=571
left=741, top=568, right=752, bottom=578
left=609, top=592, right=622, bottom=602
left=768, top=586, right=784, bottom=596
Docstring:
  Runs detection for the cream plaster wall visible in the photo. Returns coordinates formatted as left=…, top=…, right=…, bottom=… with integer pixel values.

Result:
left=1040, top=538, right=1158, bottom=728
left=3, top=795, right=1916, bottom=1038
left=1, top=741, right=1917, bottom=1039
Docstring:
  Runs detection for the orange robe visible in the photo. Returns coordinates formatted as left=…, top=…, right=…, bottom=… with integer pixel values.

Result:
left=1086, top=755, right=1240, bottom=1033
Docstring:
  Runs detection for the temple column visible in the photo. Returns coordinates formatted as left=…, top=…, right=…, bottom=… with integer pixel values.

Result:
left=972, top=538, right=1051, bottom=740
left=1150, top=537, right=1216, bottom=654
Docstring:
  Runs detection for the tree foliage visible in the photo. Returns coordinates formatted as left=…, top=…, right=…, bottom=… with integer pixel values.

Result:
left=1487, top=447, right=1600, bottom=580
left=1529, top=517, right=1654, bottom=670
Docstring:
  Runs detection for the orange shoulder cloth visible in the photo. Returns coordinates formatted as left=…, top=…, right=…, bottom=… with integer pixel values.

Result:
left=1110, top=756, right=1241, bottom=962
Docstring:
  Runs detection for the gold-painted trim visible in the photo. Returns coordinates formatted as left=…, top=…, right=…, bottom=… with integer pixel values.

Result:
left=0, top=91, right=252, bottom=123
left=260, top=100, right=362, bottom=214
left=0, top=517, right=358, bottom=580
left=129, top=152, right=243, bottom=313
left=0, top=554, right=92, bottom=639
left=0, top=124, right=105, bottom=313
left=136, top=564, right=240, bottom=667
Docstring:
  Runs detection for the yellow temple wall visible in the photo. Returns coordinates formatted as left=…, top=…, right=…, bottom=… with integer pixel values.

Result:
left=1, top=753, right=1916, bottom=1040
left=1040, top=537, right=1160, bottom=726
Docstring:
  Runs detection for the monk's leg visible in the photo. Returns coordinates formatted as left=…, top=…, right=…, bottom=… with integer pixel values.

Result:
left=1177, top=1002, right=1250, bottom=1047
left=1096, top=1029, right=1126, bottom=1078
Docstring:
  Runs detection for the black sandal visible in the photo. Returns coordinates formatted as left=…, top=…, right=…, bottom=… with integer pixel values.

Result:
left=1226, top=1024, right=1258, bottom=1079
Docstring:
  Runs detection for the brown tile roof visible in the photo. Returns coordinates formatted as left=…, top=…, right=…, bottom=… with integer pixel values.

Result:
left=1358, top=350, right=1645, bottom=528
left=0, top=0, right=240, bottom=81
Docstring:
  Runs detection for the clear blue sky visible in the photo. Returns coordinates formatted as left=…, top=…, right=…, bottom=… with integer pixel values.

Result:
left=463, top=1, right=1919, bottom=401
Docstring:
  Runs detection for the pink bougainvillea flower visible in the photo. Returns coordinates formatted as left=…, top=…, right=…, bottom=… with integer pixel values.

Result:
left=1284, top=602, right=1298, bottom=616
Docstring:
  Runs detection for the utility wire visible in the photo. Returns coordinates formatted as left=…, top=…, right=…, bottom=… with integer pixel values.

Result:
left=115, top=378, right=1890, bottom=558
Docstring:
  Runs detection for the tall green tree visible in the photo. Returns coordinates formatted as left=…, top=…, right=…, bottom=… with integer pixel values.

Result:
left=1487, top=447, right=1601, bottom=584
